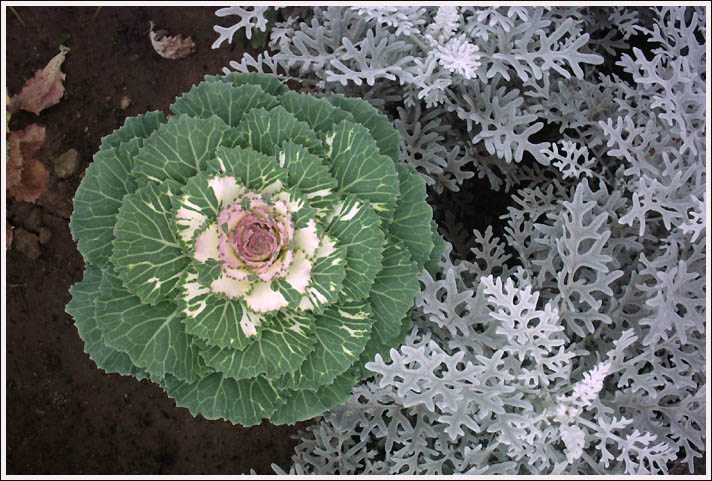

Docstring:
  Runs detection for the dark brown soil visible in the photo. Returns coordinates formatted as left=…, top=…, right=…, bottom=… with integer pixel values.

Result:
left=5, top=6, right=310, bottom=475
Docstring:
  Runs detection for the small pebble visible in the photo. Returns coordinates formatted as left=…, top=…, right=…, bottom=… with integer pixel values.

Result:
left=120, top=95, right=132, bottom=110
left=13, top=228, right=41, bottom=259
left=54, top=148, right=80, bottom=179
left=39, top=227, right=52, bottom=244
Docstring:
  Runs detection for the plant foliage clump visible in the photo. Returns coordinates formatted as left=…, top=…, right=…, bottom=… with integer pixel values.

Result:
left=218, top=6, right=707, bottom=475
left=66, top=72, right=443, bottom=426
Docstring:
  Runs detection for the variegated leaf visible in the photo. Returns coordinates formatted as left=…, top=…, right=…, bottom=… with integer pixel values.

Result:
left=95, top=269, right=203, bottom=383
left=276, top=141, right=339, bottom=215
left=133, top=114, right=238, bottom=184
left=111, top=180, right=189, bottom=305
left=326, top=120, right=399, bottom=225
left=179, top=268, right=265, bottom=350
left=197, top=310, right=316, bottom=380
left=235, top=106, right=324, bottom=157
left=277, top=300, right=372, bottom=391
left=326, top=195, right=384, bottom=301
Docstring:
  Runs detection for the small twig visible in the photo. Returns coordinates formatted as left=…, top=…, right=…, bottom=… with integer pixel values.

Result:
left=9, top=6, right=26, bottom=27
left=92, top=6, right=102, bottom=21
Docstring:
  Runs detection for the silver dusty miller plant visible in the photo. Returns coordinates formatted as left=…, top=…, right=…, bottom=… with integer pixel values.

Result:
left=214, top=5, right=708, bottom=474
left=216, top=5, right=607, bottom=194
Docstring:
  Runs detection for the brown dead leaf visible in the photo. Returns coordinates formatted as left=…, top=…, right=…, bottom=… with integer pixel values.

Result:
left=10, top=45, right=70, bottom=115
left=7, top=124, right=49, bottom=203
left=149, top=21, right=196, bottom=59
left=6, top=220, right=14, bottom=250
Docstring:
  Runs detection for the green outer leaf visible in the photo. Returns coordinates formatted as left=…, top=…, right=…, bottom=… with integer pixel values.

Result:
left=397, top=307, right=414, bottom=344
left=197, top=310, right=316, bottom=380
left=70, top=138, right=139, bottom=267
left=99, top=111, right=166, bottom=151
left=66, top=265, right=148, bottom=380
left=277, top=300, right=373, bottom=391
left=368, top=236, right=420, bottom=344
left=326, top=94, right=400, bottom=163
left=236, top=106, right=324, bottom=157
left=326, top=195, right=384, bottom=301
left=133, top=114, right=238, bottom=184
left=163, top=372, right=284, bottom=427
left=210, top=146, right=288, bottom=193
left=425, top=219, right=446, bottom=277
left=389, top=162, right=434, bottom=271
left=276, top=141, right=339, bottom=215
left=358, top=311, right=413, bottom=379
left=170, top=81, right=279, bottom=127
left=95, top=269, right=203, bottom=383
left=205, top=72, right=289, bottom=97
left=269, top=366, right=359, bottom=425
left=279, top=90, right=353, bottom=134
left=355, top=238, right=420, bottom=378
left=327, top=120, right=399, bottom=225
left=111, top=180, right=189, bottom=305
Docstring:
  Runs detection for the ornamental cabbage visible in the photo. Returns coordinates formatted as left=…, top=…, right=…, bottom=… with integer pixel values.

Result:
left=66, top=73, right=443, bottom=426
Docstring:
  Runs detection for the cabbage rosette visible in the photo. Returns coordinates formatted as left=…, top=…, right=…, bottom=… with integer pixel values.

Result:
left=66, top=73, right=444, bottom=425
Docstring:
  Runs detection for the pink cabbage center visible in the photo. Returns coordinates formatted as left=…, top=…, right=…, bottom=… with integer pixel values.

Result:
left=217, top=199, right=293, bottom=281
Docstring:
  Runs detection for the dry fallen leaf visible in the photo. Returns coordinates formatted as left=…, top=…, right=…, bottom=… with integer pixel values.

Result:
left=6, top=90, right=11, bottom=128
left=10, top=45, right=70, bottom=115
left=6, top=220, right=14, bottom=250
left=149, top=21, right=196, bottom=59
left=7, top=124, right=49, bottom=203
